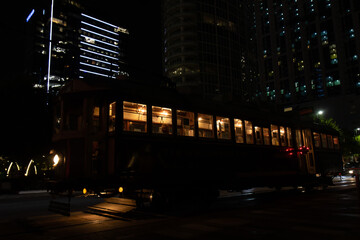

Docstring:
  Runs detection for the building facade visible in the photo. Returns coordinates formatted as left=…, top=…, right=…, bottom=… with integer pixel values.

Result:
left=25, top=0, right=129, bottom=94
left=162, top=0, right=258, bottom=101
left=254, top=0, right=360, bottom=130
left=254, top=0, right=360, bottom=102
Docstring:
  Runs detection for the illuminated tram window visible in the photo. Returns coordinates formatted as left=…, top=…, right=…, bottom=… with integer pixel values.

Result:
left=333, top=136, right=340, bottom=149
left=93, top=106, right=100, bottom=130
left=254, top=126, right=263, bottom=144
left=313, top=132, right=321, bottom=148
left=245, top=120, right=254, bottom=144
left=177, top=110, right=195, bottom=136
left=234, top=119, right=244, bottom=143
left=123, top=101, right=147, bottom=133
left=152, top=106, right=172, bottom=134
left=216, top=117, right=231, bottom=139
left=280, top=126, right=286, bottom=146
left=263, top=128, right=271, bottom=145
left=198, top=114, right=214, bottom=138
left=286, top=127, right=293, bottom=147
left=271, top=125, right=280, bottom=146
left=327, top=135, right=334, bottom=149
left=321, top=133, right=328, bottom=148
left=108, top=102, right=116, bottom=132
left=295, top=129, right=303, bottom=148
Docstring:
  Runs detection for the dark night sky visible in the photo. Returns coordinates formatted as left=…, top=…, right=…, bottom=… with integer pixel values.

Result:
left=86, top=1, right=163, bottom=77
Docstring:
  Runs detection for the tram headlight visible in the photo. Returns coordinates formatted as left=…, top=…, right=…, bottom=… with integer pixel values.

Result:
left=53, top=154, right=60, bottom=167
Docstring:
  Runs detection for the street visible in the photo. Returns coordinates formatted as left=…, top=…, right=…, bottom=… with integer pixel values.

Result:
left=0, top=176, right=360, bottom=239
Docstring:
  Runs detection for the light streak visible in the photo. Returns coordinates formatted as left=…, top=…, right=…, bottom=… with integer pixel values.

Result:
left=26, top=9, right=35, bottom=22
left=81, top=21, right=118, bottom=36
left=80, top=69, right=116, bottom=78
left=47, top=0, right=54, bottom=94
left=81, top=13, right=120, bottom=29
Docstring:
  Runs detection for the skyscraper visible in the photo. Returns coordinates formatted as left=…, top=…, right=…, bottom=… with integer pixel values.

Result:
left=254, top=0, right=360, bottom=130
left=25, top=0, right=129, bottom=94
left=162, top=0, right=258, bottom=101
left=254, top=0, right=360, bottom=101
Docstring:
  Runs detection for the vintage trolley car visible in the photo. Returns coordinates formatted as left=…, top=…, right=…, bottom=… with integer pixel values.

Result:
left=51, top=79, right=342, bottom=204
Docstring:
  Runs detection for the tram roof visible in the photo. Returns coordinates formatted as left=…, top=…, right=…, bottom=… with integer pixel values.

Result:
left=59, top=78, right=318, bottom=128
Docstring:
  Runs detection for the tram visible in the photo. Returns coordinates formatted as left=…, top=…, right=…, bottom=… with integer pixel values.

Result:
left=51, top=78, right=342, bottom=204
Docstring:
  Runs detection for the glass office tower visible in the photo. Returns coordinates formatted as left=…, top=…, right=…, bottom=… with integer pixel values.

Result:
left=25, top=0, right=129, bottom=94
left=162, top=0, right=258, bottom=101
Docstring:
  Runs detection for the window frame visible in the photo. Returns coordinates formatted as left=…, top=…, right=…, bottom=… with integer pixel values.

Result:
left=123, top=101, right=148, bottom=133
left=176, top=109, right=195, bottom=137
left=197, top=113, right=214, bottom=138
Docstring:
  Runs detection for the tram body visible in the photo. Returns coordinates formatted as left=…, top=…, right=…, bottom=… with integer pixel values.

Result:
left=51, top=79, right=342, bottom=200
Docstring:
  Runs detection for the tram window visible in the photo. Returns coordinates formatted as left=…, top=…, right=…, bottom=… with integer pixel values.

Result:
left=333, top=136, right=340, bottom=150
left=327, top=135, right=334, bottom=149
left=303, top=129, right=312, bottom=149
left=123, top=101, right=147, bottom=133
left=254, top=126, right=263, bottom=144
left=313, top=132, right=321, bottom=148
left=280, top=126, right=286, bottom=146
left=152, top=106, right=172, bottom=134
left=295, top=129, right=303, bottom=148
left=286, top=127, right=293, bottom=147
left=234, top=119, right=244, bottom=143
left=321, top=133, right=327, bottom=148
left=93, top=106, right=100, bottom=130
left=245, top=120, right=254, bottom=144
left=177, top=110, right=195, bottom=136
left=108, top=102, right=116, bottom=132
left=198, top=113, right=214, bottom=138
left=216, top=117, right=231, bottom=139
left=271, top=125, right=280, bottom=146
left=263, top=128, right=271, bottom=145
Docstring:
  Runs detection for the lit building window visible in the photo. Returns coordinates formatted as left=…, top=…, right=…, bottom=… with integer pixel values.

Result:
left=349, top=29, right=355, bottom=38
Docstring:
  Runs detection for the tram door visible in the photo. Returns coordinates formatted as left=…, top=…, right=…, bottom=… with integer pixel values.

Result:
left=302, top=129, right=316, bottom=174
left=295, top=129, right=316, bottom=174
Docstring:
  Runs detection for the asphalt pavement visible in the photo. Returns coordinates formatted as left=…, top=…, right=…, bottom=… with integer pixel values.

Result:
left=0, top=176, right=359, bottom=239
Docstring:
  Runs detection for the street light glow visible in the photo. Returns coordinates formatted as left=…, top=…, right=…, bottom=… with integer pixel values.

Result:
left=317, top=110, right=324, bottom=115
